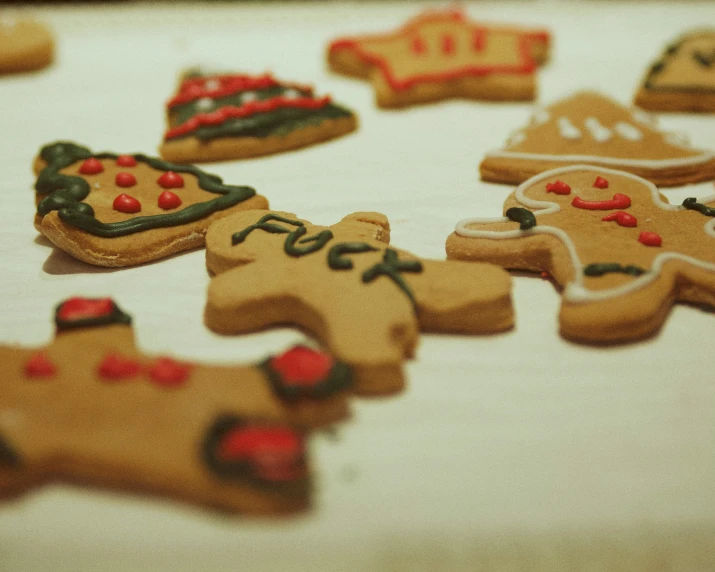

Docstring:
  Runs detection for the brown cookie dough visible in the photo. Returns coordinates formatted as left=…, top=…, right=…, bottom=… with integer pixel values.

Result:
left=0, top=17, right=53, bottom=74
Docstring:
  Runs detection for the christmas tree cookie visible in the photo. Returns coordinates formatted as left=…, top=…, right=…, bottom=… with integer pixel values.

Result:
left=327, top=8, right=550, bottom=108
left=480, top=92, right=715, bottom=187
left=159, top=71, right=357, bottom=163
left=0, top=297, right=354, bottom=513
left=447, top=166, right=715, bottom=342
left=33, top=141, right=268, bottom=267
left=204, top=210, right=513, bottom=394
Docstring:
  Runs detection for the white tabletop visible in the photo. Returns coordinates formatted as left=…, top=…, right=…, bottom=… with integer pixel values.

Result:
left=1, top=2, right=714, bottom=571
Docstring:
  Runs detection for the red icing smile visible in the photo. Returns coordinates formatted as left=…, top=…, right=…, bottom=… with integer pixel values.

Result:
left=269, top=346, right=334, bottom=387
left=57, top=297, right=114, bottom=322
left=572, top=193, right=631, bottom=210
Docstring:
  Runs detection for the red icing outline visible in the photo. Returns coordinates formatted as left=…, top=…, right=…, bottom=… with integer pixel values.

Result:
left=25, top=352, right=57, bottom=378
left=327, top=9, right=550, bottom=91
left=545, top=180, right=571, bottom=194
left=638, top=231, right=662, bottom=247
left=167, top=74, right=287, bottom=109
left=113, top=194, right=141, bottom=214
left=572, top=193, right=631, bottom=210
left=164, top=96, right=331, bottom=140
left=602, top=211, right=637, bottom=227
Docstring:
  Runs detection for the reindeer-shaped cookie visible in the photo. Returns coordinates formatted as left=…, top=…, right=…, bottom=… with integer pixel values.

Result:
left=447, top=165, right=715, bottom=342
left=205, top=210, right=513, bottom=394
left=0, top=298, right=353, bottom=513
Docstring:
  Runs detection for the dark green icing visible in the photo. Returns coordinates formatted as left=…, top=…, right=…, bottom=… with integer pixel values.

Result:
left=231, top=213, right=332, bottom=257
left=231, top=213, right=298, bottom=245
left=0, top=434, right=21, bottom=467
left=35, top=142, right=257, bottom=238
left=506, top=207, right=537, bottom=230
left=693, top=49, right=715, bottom=68
left=583, top=263, right=647, bottom=277
left=644, top=33, right=715, bottom=91
left=54, top=298, right=132, bottom=331
left=362, top=249, right=423, bottom=305
left=682, top=197, right=715, bottom=217
left=328, top=243, right=379, bottom=270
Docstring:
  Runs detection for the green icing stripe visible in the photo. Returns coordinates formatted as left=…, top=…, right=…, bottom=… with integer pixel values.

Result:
left=35, top=142, right=256, bottom=238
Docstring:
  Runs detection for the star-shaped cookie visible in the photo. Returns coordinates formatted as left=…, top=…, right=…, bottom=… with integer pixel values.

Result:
left=447, top=165, right=715, bottom=342
left=327, top=8, right=550, bottom=108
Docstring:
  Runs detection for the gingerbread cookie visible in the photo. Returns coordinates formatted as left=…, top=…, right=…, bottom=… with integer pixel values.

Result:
left=205, top=210, right=513, bottom=394
left=159, top=71, right=357, bottom=163
left=0, top=297, right=354, bottom=513
left=327, top=8, right=550, bottom=108
left=0, top=17, right=53, bottom=75
left=480, top=91, right=715, bottom=187
left=33, top=142, right=268, bottom=267
left=635, top=30, right=715, bottom=112
left=447, top=165, right=715, bottom=343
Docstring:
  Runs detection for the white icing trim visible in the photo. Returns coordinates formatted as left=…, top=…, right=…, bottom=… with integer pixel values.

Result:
left=584, top=117, right=612, bottom=142
left=557, top=117, right=582, bottom=140
left=455, top=165, right=715, bottom=304
left=484, top=149, right=714, bottom=169
left=614, top=122, right=643, bottom=141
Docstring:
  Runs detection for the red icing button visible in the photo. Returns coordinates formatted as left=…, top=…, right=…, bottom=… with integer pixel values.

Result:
left=602, top=211, right=638, bottom=227
left=411, top=36, right=426, bottom=54
left=116, top=155, right=137, bottom=167
left=113, top=193, right=141, bottom=213
left=57, top=297, right=113, bottom=322
left=78, top=158, right=104, bottom=175
left=98, top=353, right=142, bottom=380
left=157, top=171, right=184, bottom=189
left=442, top=34, right=456, bottom=54
left=157, top=191, right=182, bottom=210
left=572, top=193, right=631, bottom=210
left=148, top=357, right=192, bottom=387
left=269, top=346, right=334, bottom=387
left=25, top=352, right=57, bottom=378
left=545, top=180, right=571, bottom=195
left=115, top=172, right=137, bottom=188
left=593, top=176, right=609, bottom=189
left=638, top=231, right=662, bottom=247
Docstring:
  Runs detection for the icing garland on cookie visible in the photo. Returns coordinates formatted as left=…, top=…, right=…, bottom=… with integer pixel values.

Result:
left=35, top=142, right=257, bottom=238
left=455, top=165, right=715, bottom=303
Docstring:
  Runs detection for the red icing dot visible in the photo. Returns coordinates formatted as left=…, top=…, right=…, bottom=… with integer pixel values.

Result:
left=113, top=193, right=141, bottom=213
left=593, top=176, right=609, bottom=189
left=602, top=211, right=638, bottom=227
left=638, top=231, right=662, bottom=247
left=411, top=36, right=426, bottom=54
left=98, top=353, right=142, bottom=381
left=442, top=34, right=456, bottom=54
left=78, top=158, right=103, bottom=175
left=545, top=180, right=571, bottom=195
left=25, top=352, right=57, bottom=378
left=269, top=346, right=334, bottom=387
left=115, top=172, right=137, bottom=188
left=116, top=155, right=137, bottom=167
left=148, top=357, right=192, bottom=387
left=57, top=297, right=113, bottom=322
left=157, top=171, right=184, bottom=189
left=157, top=191, right=182, bottom=210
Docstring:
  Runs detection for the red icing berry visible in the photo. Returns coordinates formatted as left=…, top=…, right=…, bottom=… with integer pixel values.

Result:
left=638, top=231, right=662, bottom=247
left=411, top=36, right=426, bottom=54
left=98, top=353, right=142, bottom=381
left=545, top=180, right=571, bottom=195
left=148, top=357, right=192, bottom=387
left=602, top=211, right=638, bottom=227
left=25, top=352, right=57, bottom=378
left=593, top=176, right=609, bottom=189
left=57, top=297, right=113, bottom=322
left=115, top=172, right=137, bottom=188
left=116, top=155, right=137, bottom=167
left=78, top=158, right=104, bottom=175
left=442, top=34, right=456, bottom=54
left=157, top=191, right=182, bottom=210
left=113, top=193, right=141, bottom=213
left=157, top=171, right=184, bottom=189
left=269, top=346, right=334, bottom=387
left=572, top=193, right=631, bottom=210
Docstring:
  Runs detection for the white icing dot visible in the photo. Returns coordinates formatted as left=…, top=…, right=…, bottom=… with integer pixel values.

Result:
left=631, top=108, right=657, bottom=127
left=93, top=182, right=101, bottom=189
left=506, top=131, right=526, bottom=146
left=283, top=88, right=300, bottom=99
left=665, top=131, right=691, bottom=148
left=584, top=117, right=612, bottom=142
left=614, top=122, right=643, bottom=141
left=532, top=109, right=550, bottom=125
left=204, top=79, right=221, bottom=91
left=557, top=117, right=582, bottom=140
left=196, top=97, right=214, bottom=111
left=241, top=91, right=258, bottom=103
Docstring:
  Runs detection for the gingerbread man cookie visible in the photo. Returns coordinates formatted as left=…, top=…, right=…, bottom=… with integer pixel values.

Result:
left=159, top=70, right=357, bottom=163
left=0, top=17, right=53, bottom=75
left=0, top=297, right=354, bottom=514
left=33, top=142, right=268, bottom=267
left=480, top=91, right=715, bottom=187
left=327, top=8, right=550, bottom=108
left=635, top=30, right=715, bottom=112
left=205, top=210, right=513, bottom=394
left=447, top=165, right=715, bottom=343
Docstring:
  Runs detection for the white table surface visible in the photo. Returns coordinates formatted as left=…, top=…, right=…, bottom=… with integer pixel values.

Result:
left=1, top=2, right=714, bottom=571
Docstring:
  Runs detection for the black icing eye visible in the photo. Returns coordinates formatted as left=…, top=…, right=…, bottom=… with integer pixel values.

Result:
left=0, top=433, right=21, bottom=468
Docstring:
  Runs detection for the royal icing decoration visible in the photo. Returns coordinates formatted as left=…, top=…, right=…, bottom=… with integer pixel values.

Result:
left=157, top=191, right=182, bottom=210
left=79, top=158, right=103, bottom=175
left=113, top=194, right=141, bottom=214
left=557, top=117, right=582, bottom=140
left=115, top=173, right=137, bottom=188
left=638, top=231, right=662, bottom=247
left=24, top=352, right=57, bottom=378
left=602, top=211, right=637, bottom=227
left=584, top=116, right=612, bottom=143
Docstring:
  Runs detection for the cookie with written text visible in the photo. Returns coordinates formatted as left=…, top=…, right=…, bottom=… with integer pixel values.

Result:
left=205, top=210, right=513, bottom=394
left=159, top=70, right=357, bottom=163
left=480, top=91, right=715, bottom=187
left=635, top=30, right=715, bottom=112
left=447, top=165, right=715, bottom=343
left=33, top=141, right=268, bottom=267
left=0, top=297, right=354, bottom=514
left=0, top=17, right=53, bottom=74
left=327, top=8, right=550, bottom=108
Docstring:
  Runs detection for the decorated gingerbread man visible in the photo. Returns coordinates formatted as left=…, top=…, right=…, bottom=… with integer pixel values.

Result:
left=0, top=298, right=353, bottom=513
left=447, top=165, right=715, bottom=342
left=205, top=210, right=513, bottom=394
